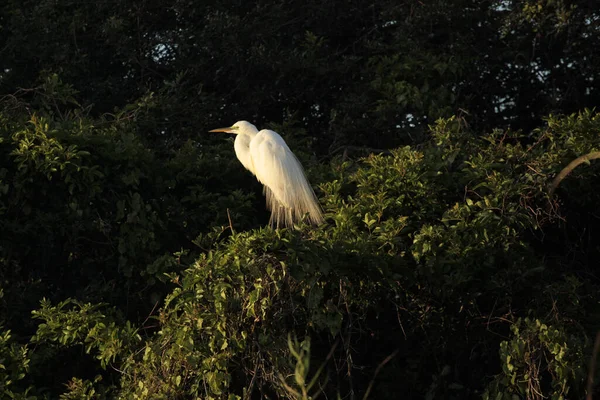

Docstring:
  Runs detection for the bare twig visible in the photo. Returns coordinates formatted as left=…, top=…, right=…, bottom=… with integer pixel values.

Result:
left=340, top=280, right=355, bottom=400
left=330, top=145, right=393, bottom=157
left=227, top=208, right=235, bottom=234
left=586, top=331, right=600, bottom=400
left=395, top=304, right=407, bottom=340
left=244, top=357, right=260, bottom=400
left=141, top=300, right=160, bottom=329
left=362, top=349, right=400, bottom=400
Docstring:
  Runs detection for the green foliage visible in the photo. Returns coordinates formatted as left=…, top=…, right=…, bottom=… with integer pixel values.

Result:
left=2, top=103, right=600, bottom=398
left=2, top=1, right=599, bottom=148
left=2, top=2, right=600, bottom=396
left=279, top=334, right=331, bottom=400
left=109, top=224, right=384, bottom=398
left=0, top=328, right=34, bottom=399
left=31, top=299, right=141, bottom=369
left=59, top=376, right=106, bottom=400
left=0, top=85, right=261, bottom=396
left=484, top=318, right=586, bottom=400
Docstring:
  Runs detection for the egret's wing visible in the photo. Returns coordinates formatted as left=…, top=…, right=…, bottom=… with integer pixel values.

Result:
left=250, top=130, right=323, bottom=227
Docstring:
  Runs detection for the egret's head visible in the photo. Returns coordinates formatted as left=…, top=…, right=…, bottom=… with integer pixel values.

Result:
left=209, top=120, right=258, bottom=135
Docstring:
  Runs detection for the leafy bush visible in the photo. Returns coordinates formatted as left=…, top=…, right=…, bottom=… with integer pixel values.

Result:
left=484, top=318, right=586, bottom=400
left=2, top=88, right=600, bottom=398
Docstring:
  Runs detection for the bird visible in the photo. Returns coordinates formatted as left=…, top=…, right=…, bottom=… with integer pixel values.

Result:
left=209, top=121, right=324, bottom=228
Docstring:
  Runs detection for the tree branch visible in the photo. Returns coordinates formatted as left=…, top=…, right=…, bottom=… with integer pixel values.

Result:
left=549, top=151, right=600, bottom=196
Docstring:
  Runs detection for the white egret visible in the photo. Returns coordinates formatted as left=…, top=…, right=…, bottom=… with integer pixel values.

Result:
left=210, top=121, right=324, bottom=228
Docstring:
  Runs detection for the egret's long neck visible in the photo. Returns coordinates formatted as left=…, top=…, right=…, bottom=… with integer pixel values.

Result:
left=234, top=132, right=257, bottom=175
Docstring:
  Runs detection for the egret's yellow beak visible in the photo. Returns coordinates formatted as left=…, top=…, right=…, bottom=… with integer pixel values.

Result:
left=209, top=126, right=237, bottom=133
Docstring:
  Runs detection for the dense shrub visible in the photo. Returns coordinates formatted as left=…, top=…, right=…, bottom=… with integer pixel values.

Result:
left=2, top=2, right=600, bottom=396
left=2, top=104, right=600, bottom=398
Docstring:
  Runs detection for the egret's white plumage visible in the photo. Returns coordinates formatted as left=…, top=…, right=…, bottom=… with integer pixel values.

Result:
left=209, top=121, right=323, bottom=228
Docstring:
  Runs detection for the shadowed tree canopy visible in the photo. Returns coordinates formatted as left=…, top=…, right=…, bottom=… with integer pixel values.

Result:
left=1, top=0, right=599, bottom=148
left=1, top=0, right=600, bottom=399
